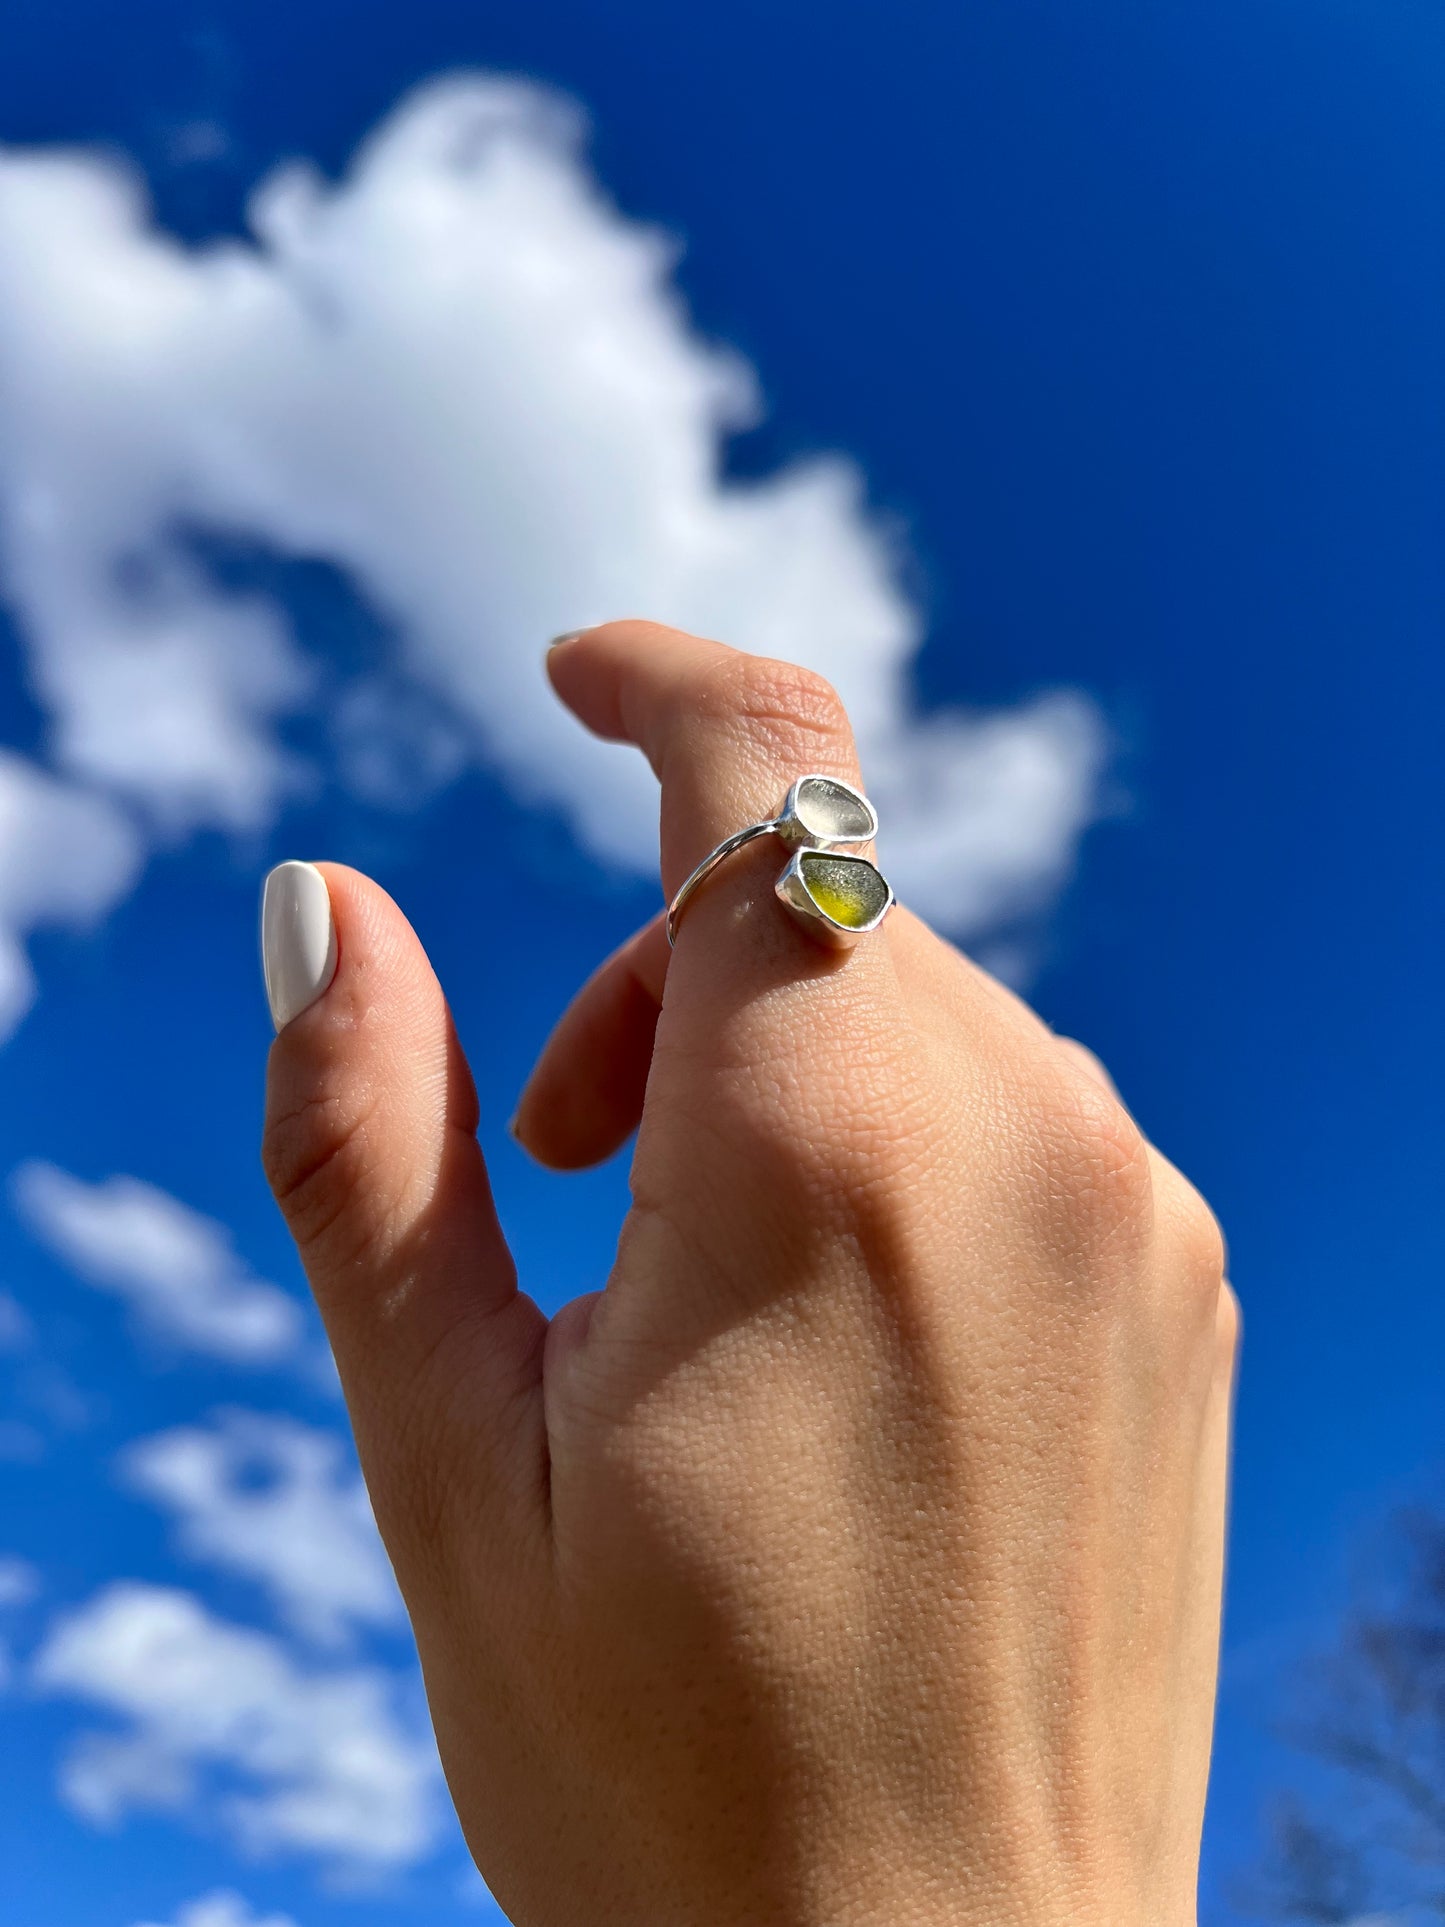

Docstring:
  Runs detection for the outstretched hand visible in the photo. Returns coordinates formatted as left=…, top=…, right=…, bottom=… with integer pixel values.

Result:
left=262, top=621, right=1237, bottom=1927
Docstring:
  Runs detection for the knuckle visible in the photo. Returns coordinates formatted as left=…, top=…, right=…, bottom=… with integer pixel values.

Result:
left=374, top=1389, right=468, bottom=1579
left=261, top=1078, right=389, bottom=1271
left=1026, top=1061, right=1156, bottom=1256
left=709, top=654, right=852, bottom=760
left=1054, top=1035, right=1117, bottom=1097
left=1216, top=1278, right=1243, bottom=1367
left=1158, top=1165, right=1229, bottom=1292
left=1147, top=1159, right=1232, bottom=1346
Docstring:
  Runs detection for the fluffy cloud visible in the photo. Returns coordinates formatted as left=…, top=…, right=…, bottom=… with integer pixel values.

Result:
left=11, top=1164, right=303, bottom=1365
left=34, top=1582, right=439, bottom=1874
left=0, top=74, right=1104, bottom=958
left=0, top=751, right=142, bottom=1040
left=135, top=1891, right=299, bottom=1927
left=121, top=1411, right=401, bottom=1645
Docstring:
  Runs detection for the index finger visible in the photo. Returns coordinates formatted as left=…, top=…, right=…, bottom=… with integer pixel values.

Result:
left=545, top=621, right=910, bottom=1275
left=547, top=620, right=869, bottom=920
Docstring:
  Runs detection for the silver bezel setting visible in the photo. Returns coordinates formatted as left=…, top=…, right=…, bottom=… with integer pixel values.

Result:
left=774, top=847, right=895, bottom=948
left=774, top=773, right=880, bottom=849
left=666, top=771, right=895, bottom=949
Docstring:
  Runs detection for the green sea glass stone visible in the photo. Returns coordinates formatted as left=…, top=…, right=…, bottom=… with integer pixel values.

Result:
left=797, top=851, right=891, bottom=929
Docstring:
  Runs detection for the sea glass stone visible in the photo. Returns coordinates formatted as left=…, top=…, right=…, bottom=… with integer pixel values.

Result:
left=797, top=850, right=891, bottom=929
left=790, top=775, right=876, bottom=843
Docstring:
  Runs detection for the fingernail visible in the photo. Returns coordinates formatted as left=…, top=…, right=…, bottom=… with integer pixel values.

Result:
left=547, top=629, right=585, bottom=656
left=261, top=861, right=338, bottom=1033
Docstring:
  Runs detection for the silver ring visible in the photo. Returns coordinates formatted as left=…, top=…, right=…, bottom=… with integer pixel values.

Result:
left=666, top=774, right=895, bottom=949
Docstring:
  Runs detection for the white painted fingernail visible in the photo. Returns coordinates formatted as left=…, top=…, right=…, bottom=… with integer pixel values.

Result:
left=261, top=861, right=337, bottom=1033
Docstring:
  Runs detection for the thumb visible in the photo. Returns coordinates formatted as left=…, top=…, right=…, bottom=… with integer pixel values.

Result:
left=261, top=861, right=549, bottom=1566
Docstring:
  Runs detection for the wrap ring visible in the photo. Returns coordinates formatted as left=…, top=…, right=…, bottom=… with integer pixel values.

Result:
left=666, top=774, right=895, bottom=950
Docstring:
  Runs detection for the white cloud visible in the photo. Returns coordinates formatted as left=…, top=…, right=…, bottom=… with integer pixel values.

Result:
left=120, top=1410, right=401, bottom=1645
left=34, top=1582, right=439, bottom=1874
left=866, top=694, right=1108, bottom=935
left=0, top=751, right=142, bottom=1040
left=11, top=1164, right=303, bottom=1365
left=0, top=74, right=1104, bottom=949
left=135, top=1889, right=299, bottom=1927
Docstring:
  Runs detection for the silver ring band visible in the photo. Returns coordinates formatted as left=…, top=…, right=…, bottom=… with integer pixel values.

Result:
left=666, top=774, right=895, bottom=950
left=666, top=819, right=780, bottom=946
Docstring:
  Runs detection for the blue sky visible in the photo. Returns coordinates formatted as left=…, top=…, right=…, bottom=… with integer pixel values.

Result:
left=0, top=3, right=1441, bottom=1923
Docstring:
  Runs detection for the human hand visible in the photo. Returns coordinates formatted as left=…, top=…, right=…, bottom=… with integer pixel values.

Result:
left=261, top=621, right=1238, bottom=1927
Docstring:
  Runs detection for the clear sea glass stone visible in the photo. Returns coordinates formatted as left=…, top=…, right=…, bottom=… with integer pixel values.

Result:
left=775, top=847, right=894, bottom=946
left=777, top=774, right=878, bottom=847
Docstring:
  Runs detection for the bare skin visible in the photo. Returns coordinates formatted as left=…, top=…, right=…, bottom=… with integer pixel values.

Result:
left=261, top=620, right=1238, bottom=1927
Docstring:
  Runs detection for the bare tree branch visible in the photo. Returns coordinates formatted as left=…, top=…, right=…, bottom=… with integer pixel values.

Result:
left=1246, top=1506, right=1445, bottom=1924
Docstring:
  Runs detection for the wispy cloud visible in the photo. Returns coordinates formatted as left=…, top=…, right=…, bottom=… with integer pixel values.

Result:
left=34, top=1582, right=440, bottom=1875
left=11, top=1164, right=303, bottom=1365
left=135, top=1890, right=299, bottom=1927
left=0, top=751, right=142, bottom=1041
left=120, top=1410, right=401, bottom=1645
left=0, top=74, right=1105, bottom=1018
